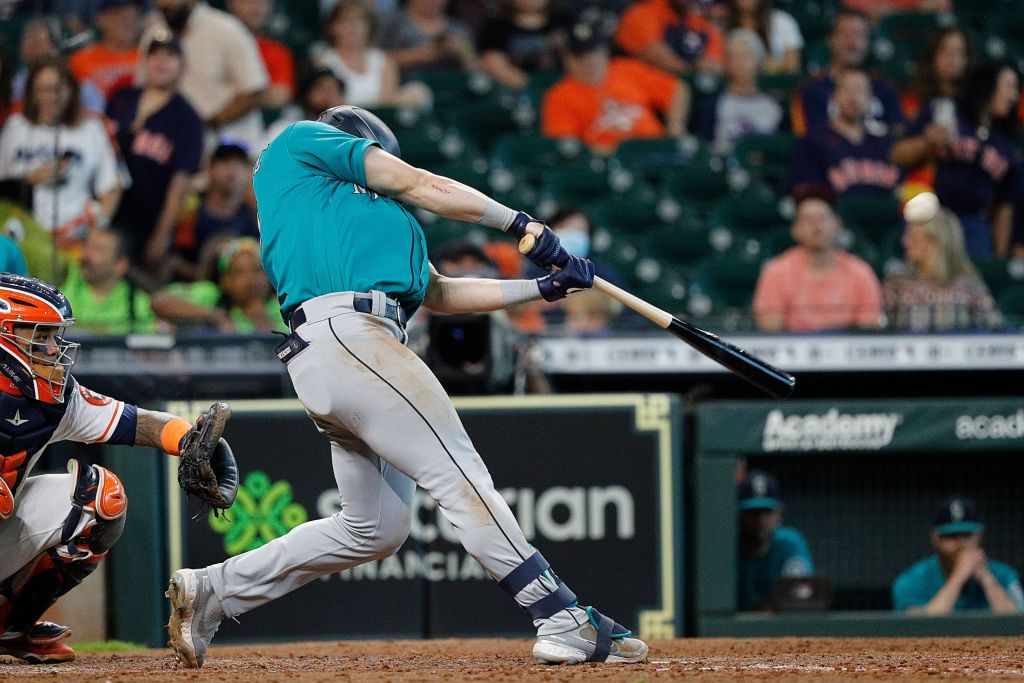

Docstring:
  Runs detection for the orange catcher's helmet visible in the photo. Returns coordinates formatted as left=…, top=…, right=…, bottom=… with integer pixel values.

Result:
left=0, top=274, right=79, bottom=404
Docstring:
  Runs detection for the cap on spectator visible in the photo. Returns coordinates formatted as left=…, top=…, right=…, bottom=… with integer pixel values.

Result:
left=738, top=470, right=782, bottom=510
left=97, top=0, right=137, bottom=13
left=565, top=9, right=615, bottom=54
left=299, top=67, right=346, bottom=103
left=933, top=495, right=984, bottom=536
left=147, top=29, right=183, bottom=56
left=217, top=237, right=261, bottom=276
left=211, top=139, right=251, bottom=163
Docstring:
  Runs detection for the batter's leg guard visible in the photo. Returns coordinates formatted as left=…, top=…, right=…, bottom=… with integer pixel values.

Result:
left=0, top=460, right=126, bottom=636
left=497, top=550, right=577, bottom=620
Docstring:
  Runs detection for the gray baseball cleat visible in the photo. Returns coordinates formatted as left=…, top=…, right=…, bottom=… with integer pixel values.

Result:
left=166, top=568, right=224, bottom=668
left=533, top=606, right=649, bottom=664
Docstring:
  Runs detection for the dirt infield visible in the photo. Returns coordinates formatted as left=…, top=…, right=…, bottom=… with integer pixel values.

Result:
left=1, top=637, right=1023, bottom=681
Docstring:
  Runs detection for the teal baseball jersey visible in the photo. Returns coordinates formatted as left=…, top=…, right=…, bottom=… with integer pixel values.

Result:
left=252, top=121, right=430, bottom=320
left=737, top=526, right=814, bottom=611
left=892, top=555, right=1024, bottom=611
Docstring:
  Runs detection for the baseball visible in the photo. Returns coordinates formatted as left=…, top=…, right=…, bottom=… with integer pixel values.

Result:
left=903, top=192, right=940, bottom=223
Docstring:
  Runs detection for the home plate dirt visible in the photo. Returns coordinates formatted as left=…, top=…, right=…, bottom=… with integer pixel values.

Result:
left=1, top=637, right=1023, bottom=681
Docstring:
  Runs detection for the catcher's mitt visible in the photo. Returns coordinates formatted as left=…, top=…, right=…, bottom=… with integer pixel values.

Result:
left=177, top=402, right=238, bottom=513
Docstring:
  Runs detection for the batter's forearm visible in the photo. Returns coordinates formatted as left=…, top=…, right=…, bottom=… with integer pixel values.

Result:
left=423, top=269, right=542, bottom=314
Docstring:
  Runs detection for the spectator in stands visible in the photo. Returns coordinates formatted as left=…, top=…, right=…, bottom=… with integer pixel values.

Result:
left=788, top=68, right=901, bottom=199
left=753, top=190, right=884, bottom=332
left=615, top=0, right=723, bottom=76
left=843, top=0, right=951, bottom=24
left=0, top=51, right=13, bottom=128
left=106, top=31, right=203, bottom=281
left=893, top=495, right=1023, bottom=614
left=61, top=228, right=155, bottom=334
left=723, top=0, right=802, bottom=74
left=891, top=62, right=1021, bottom=258
left=143, top=0, right=269, bottom=151
left=697, top=28, right=783, bottom=156
left=737, top=470, right=814, bottom=612
left=0, top=58, right=122, bottom=255
left=261, top=67, right=346, bottom=149
left=68, top=0, right=141, bottom=109
left=376, top=0, right=480, bottom=74
left=0, top=227, right=28, bottom=275
left=153, top=236, right=287, bottom=333
left=884, top=202, right=1001, bottom=332
left=228, top=0, right=296, bottom=110
left=542, top=13, right=689, bottom=157
left=172, top=142, right=259, bottom=280
left=478, top=0, right=568, bottom=91
left=902, top=27, right=972, bottom=121
left=311, top=0, right=429, bottom=108
left=11, top=18, right=58, bottom=105
left=792, top=9, right=903, bottom=137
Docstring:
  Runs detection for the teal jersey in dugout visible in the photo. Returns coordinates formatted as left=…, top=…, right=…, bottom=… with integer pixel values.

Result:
left=737, top=526, right=815, bottom=611
left=892, top=555, right=1024, bottom=611
left=253, top=121, right=430, bottom=320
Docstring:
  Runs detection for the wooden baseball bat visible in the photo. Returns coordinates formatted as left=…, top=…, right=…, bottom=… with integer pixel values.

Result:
left=519, top=233, right=795, bottom=398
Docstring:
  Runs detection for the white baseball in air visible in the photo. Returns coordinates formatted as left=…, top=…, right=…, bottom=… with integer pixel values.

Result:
left=903, top=192, right=939, bottom=223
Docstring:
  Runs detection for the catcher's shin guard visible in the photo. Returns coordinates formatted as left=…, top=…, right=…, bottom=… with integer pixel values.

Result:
left=0, top=461, right=126, bottom=634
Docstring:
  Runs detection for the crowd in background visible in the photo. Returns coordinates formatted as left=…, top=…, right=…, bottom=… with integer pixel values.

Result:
left=0, top=0, right=1021, bottom=337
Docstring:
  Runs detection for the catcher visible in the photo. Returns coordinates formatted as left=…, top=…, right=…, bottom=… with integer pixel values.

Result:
left=0, top=274, right=237, bottom=664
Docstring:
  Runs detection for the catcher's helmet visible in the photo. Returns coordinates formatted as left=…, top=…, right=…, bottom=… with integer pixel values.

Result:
left=316, top=105, right=401, bottom=158
left=0, top=274, right=79, bottom=404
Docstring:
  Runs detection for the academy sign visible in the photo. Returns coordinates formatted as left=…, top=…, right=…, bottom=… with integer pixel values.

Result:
left=955, top=410, right=1024, bottom=440
left=762, top=408, right=903, bottom=451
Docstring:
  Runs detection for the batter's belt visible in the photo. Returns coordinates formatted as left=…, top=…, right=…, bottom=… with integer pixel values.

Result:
left=288, top=291, right=407, bottom=333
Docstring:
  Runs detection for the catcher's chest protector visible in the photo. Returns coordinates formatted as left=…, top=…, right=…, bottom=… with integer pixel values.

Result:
left=0, top=379, right=73, bottom=498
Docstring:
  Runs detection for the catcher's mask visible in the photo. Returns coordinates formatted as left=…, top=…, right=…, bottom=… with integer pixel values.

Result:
left=316, top=105, right=402, bottom=158
left=0, top=274, right=79, bottom=404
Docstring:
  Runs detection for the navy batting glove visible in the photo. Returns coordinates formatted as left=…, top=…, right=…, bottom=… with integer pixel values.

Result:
left=509, top=211, right=570, bottom=269
left=537, top=255, right=596, bottom=302
left=507, top=211, right=535, bottom=239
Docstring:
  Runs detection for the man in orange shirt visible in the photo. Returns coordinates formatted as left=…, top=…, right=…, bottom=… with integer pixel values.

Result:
left=753, top=191, right=884, bottom=332
left=69, top=0, right=141, bottom=106
left=228, top=0, right=296, bottom=110
left=542, top=13, right=689, bottom=156
left=615, top=0, right=723, bottom=76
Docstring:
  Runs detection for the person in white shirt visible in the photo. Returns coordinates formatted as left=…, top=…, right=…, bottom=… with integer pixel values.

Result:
left=140, top=0, right=269, bottom=152
left=0, top=59, right=121, bottom=254
left=310, top=0, right=428, bottom=109
left=724, top=0, right=803, bottom=74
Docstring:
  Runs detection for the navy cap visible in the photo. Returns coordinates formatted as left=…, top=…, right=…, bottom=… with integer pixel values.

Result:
left=565, top=9, right=615, bottom=54
left=147, top=29, right=183, bottom=56
left=738, top=470, right=782, bottom=511
left=933, top=495, right=984, bottom=536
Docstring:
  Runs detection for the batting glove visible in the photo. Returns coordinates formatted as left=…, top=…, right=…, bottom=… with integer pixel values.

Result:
left=509, top=211, right=570, bottom=269
left=537, top=255, right=595, bottom=301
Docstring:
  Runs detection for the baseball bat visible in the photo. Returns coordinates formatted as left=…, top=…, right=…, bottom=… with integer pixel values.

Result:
left=519, top=233, right=796, bottom=399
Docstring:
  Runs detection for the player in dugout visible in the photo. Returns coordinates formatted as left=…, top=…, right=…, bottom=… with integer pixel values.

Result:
left=0, top=274, right=236, bottom=663
left=893, top=495, right=1024, bottom=614
left=737, top=469, right=814, bottom=611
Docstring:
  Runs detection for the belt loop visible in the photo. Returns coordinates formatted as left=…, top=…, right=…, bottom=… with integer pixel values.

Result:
left=369, top=290, right=387, bottom=318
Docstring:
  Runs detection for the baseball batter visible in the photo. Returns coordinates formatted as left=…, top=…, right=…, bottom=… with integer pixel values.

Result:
left=166, top=106, right=649, bottom=667
left=0, top=274, right=236, bottom=663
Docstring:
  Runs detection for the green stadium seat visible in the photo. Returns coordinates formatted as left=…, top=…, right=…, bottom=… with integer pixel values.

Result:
left=399, top=122, right=471, bottom=167
left=758, top=73, right=803, bottom=107
left=541, top=167, right=613, bottom=206
left=447, top=103, right=522, bottom=156
left=996, top=285, right=1024, bottom=324
left=976, top=258, right=1024, bottom=300
left=776, top=0, right=837, bottom=44
left=591, top=230, right=642, bottom=287
left=431, top=160, right=490, bottom=190
left=611, top=137, right=708, bottom=185
left=521, top=70, right=564, bottom=109
left=732, top=133, right=796, bottom=186
left=633, top=264, right=689, bottom=315
left=710, top=193, right=789, bottom=235
left=645, top=218, right=715, bottom=271
left=423, top=219, right=472, bottom=255
left=492, top=134, right=594, bottom=181
left=590, top=184, right=663, bottom=236
left=690, top=254, right=764, bottom=314
left=837, top=194, right=903, bottom=245
left=410, top=70, right=505, bottom=111
left=660, top=162, right=731, bottom=216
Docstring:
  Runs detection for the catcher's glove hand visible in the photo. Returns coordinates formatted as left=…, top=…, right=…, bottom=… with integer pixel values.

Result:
left=177, top=402, right=238, bottom=514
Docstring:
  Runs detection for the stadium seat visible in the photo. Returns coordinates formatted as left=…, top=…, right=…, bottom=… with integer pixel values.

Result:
left=423, top=218, right=472, bottom=255
left=409, top=70, right=505, bottom=112
left=521, top=70, right=564, bottom=109
left=709, top=192, right=790, bottom=236
left=491, top=134, right=594, bottom=182
left=633, top=264, right=689, bottom=315
left=591, top=229, right=642, bottom=288
left=660, top=162, right=731, bottom=216
left=732, top=134, right=796, bottom=187
left=689, top=254, right=765, bottom=316
left=837, top=195, right=903, bottom=245
left=590, top=184, right=663, bottom=236
left=644, top=217, right=715, bottom=271
left=758, top=73, right=803, bottom=108
left=431, top=160, right=490, bottom=190
left=610, top=137, right=708, bottom=186
left=541, top=166, right=613, bottom=206
left=446, top=103, right=523, bottom=156
left=400, top=121, right=472, bottom=167
left=996, top=285, right=1024, bottom=325
left=776, top=0, right=837, bottom=44
left=976, top=258, right=1024, bottom=300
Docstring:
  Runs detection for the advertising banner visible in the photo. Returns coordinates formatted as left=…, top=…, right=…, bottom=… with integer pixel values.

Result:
left=167, top=395, right=681, bottom=641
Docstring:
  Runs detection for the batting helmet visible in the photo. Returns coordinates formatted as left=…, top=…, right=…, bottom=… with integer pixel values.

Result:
left=0, top=274, right=79, bottom=404
left=316, top=105, right=401, bottom=158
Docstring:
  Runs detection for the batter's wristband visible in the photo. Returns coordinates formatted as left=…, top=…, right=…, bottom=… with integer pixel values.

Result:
left=475, top=198, right=517, bottom=231
left=161, top=418, right=192, bottom=456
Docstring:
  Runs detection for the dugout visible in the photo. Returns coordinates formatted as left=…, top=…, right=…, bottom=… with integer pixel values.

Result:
left=692, top=398, right=1024, bottom=637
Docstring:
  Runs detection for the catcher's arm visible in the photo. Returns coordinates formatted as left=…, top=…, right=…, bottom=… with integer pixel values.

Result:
left=135, top=408, right=189, bottom=452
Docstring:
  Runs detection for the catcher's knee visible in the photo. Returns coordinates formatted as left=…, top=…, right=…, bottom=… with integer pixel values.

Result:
left=56, top=459, right=127, bottom=560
